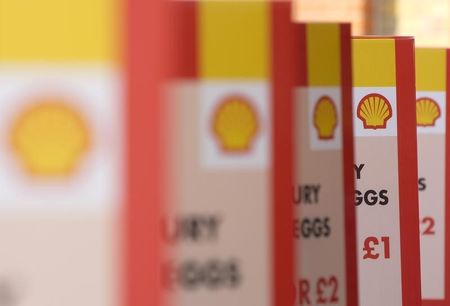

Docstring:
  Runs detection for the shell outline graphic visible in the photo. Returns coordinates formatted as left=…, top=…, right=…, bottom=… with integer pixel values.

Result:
left=357, top=93, right=393, bottom=130
left=416, top=97, right=441, bottom=127
left=10, top=99, right=90, bottom=178
left=313, top=95, right=338, bottom=140
left=211, top=94, right=259, bottom=153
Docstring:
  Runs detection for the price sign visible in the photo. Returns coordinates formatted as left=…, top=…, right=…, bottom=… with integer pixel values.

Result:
left=163, top=2, right=296, bottom=305
left=415, top=48, right=450, bottom=305
left=352, top=37, right=421, bottom=305
left=294, top=23, right=357, bottom=306
left=0, top=1, right=123, bottom=306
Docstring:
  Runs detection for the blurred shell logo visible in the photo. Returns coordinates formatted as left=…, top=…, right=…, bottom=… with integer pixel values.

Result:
left=313, top=96, right=337, bottom=140
left=357, top=93, right=392, bottom=129
left=11, top=99, right=90, bottom=177
left=416, top=97, right=440, bottom=127
left=212, top=95, right=258, bottom=152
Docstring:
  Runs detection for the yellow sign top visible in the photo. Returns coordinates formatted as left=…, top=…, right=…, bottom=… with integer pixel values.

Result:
left=0, top=0, right=119, bottom=62
left=415, top=48, right=446, bottom=91
left=306, top=24, right=341, bottom=86
left=199, top=1, right=269, bottom=79
left=352, top=38, right=396, bottom=87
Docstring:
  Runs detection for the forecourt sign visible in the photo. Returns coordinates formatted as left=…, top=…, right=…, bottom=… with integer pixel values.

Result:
left=162, top=2, right=296, bottom=305
left=352, top=37, right=421, bottom=306
left=0, top=1, right=123, bottom=306
left=415, top=48, right=450, bottom=305
left=294, top=23, right=357, bottom=306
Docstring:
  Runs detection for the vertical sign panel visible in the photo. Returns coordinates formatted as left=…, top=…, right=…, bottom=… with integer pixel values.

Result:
left=415, top=48, right=450, bottom=305
left=163, top=2, right=295, bottom=306
left=0, top=0, right=122, bottom=305
left=294, top=23, right=357, bottom=306
left=352, top=37, right=421, bottom=306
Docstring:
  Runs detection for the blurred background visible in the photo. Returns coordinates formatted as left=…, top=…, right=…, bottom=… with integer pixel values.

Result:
left=297, top=0, right=450, bottom=46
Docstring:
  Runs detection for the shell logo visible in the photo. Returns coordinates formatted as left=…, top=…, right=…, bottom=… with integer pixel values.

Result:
left=357, top=93, right=392, bottom=129
left=416, top=97, right=440, bottom=127
left=313, top=96, right=338, bottom=140
left=10, top=99, right=90, bottom=177
left=212, top=95, right=259, bottom=153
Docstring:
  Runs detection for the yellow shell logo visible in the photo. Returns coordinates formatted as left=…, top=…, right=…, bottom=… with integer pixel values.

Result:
left=212, top=95, right=258, bottom=152
left=357, top=93, right=392, bottom=129
left=11, top=99, right=90, bottom=177
left=313, top=96, right=338, bottom=140
left=416, top=97, right=440, bottom=127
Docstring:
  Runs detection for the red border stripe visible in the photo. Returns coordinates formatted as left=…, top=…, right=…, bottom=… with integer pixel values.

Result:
left=167, top=1, right=197, bottom=78
left=271, top=2, right=298, bottom=305
left=340, top=23, right=358, bottom=306
left=395, top=38, right=422, bottom=306
left=125, top=0, right=169, bottom=305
